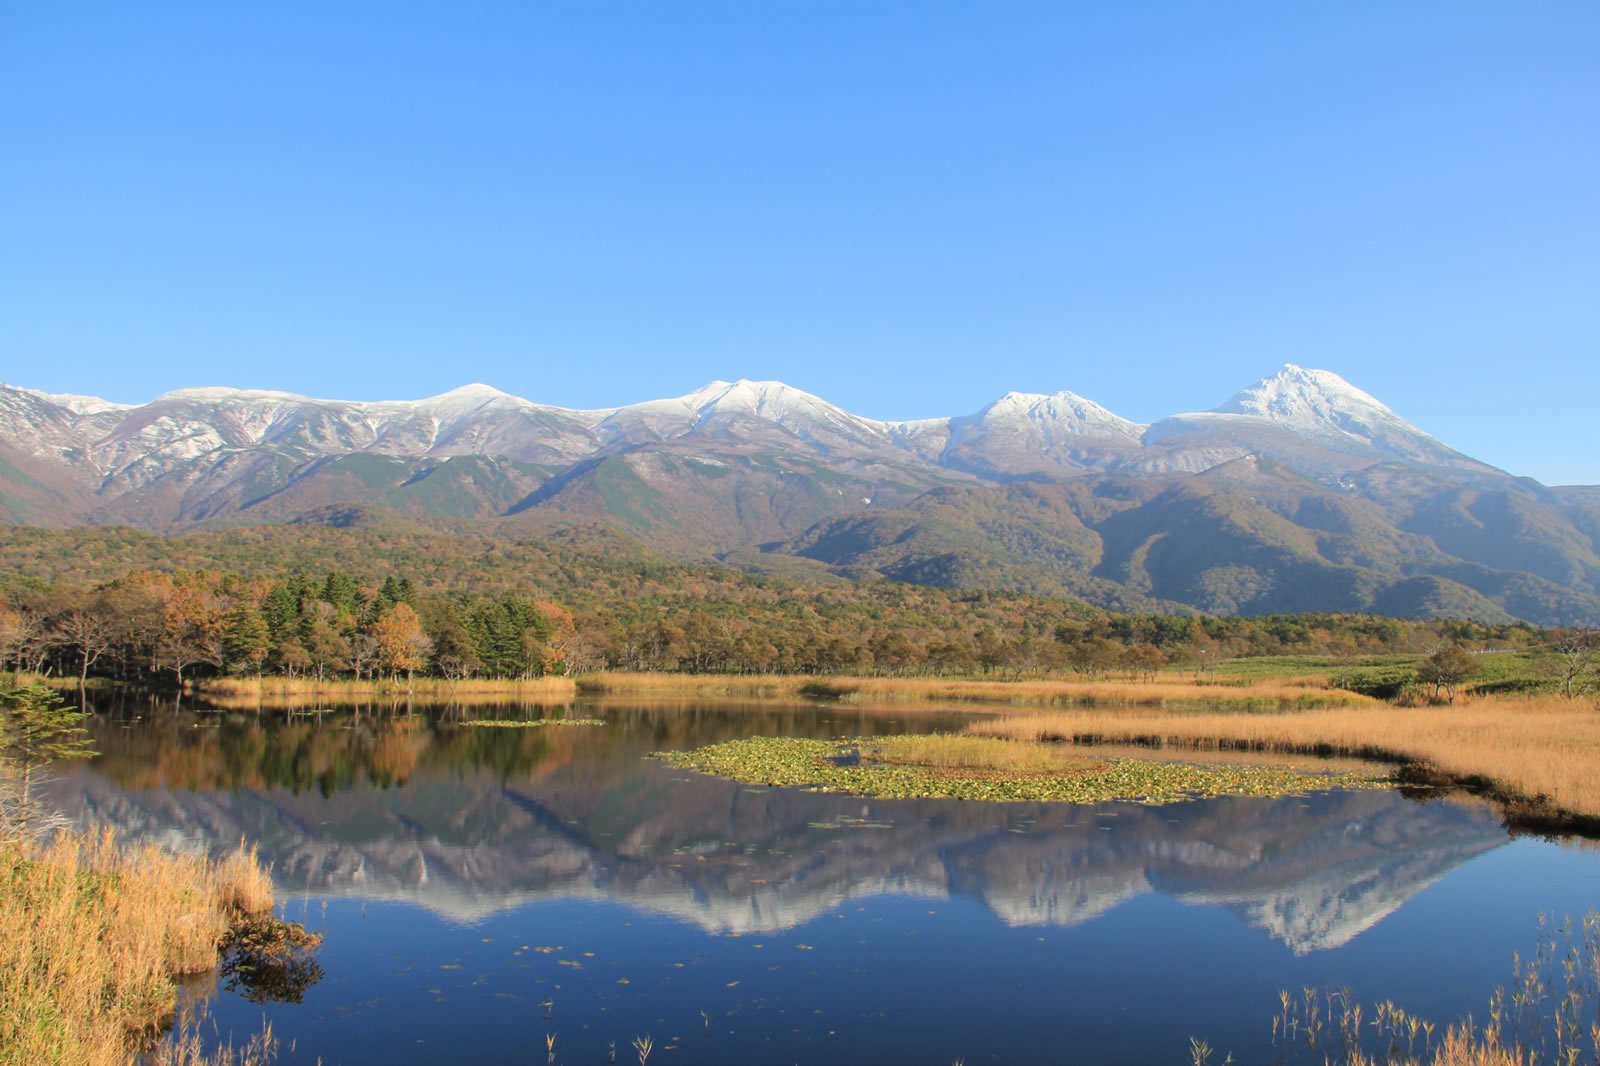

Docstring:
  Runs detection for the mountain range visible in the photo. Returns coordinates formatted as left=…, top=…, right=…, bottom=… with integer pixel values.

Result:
left=4, top=365, right=1599, bottom=623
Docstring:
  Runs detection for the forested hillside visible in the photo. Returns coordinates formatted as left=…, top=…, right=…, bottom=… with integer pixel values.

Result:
left=0, top=523, right=1551, bottom=687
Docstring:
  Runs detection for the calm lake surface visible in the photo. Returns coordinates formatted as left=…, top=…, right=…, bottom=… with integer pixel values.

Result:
left=49, top=697, right=1600, bottom=1066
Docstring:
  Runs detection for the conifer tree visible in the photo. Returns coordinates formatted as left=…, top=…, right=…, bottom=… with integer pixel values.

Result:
left=0, top=685, right=96, bottom=836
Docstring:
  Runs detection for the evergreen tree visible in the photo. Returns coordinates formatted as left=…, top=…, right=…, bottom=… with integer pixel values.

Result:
left=1, top=685, right=96, bottom=835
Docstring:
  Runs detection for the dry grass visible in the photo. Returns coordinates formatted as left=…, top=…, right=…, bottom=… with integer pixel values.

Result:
left=577, top=671, right=1372, bottom=709
left=195, top=675, right=577, bottom=710
left=864, top=733, right=1107, bottom=775
left=148, top=1016, right=278, bottom=1066
left=575, top=673, right=811, bottom=699
left=0, top=829, right=277, bottom=1066
left=1268, top=912, right=1598, bottom=1064
left=969, top=693, right=1600, bottom=820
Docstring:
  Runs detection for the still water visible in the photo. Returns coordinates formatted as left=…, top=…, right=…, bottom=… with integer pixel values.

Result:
left=49, top=698, right=1600, bottom=1065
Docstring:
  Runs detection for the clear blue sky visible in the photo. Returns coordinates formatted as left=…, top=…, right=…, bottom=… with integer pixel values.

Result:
left=3, top=2, right=1596, bottom=483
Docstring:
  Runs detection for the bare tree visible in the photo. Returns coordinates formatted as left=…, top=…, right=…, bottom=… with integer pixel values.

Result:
left=54, top=600, right=117, bottom=701
left=1546, top=627, right=1599, bottom=700
left=1, top=603, right=56, bottom=677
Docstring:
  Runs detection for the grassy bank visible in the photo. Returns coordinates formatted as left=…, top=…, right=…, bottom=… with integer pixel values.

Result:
left=580, top=671, right=1376, bottom=709
left=193, top=675, right=577, bottom=706
left=967, top=693, right=1600, bottom=829
left=0, top=829, right=291, bottom=1066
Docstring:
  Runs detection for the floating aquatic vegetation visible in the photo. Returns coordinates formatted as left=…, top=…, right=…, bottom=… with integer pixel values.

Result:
left=654, top=735, right=1389, bottom=804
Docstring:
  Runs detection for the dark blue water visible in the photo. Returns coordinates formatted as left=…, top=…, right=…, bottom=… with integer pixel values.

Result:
left=55, top=700, right=1600, bottom=1065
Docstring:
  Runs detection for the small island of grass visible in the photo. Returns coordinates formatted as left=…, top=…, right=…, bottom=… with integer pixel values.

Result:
left=655, top=733, right=1389, bottom=804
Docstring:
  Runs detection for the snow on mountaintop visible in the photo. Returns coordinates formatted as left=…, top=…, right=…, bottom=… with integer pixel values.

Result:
left=1138, top=363, right=1492, bottom=472
left=1, top=368, right=1501, bottom=482
left=606, top=379, right=886, bottom=436
left=1150, top=363, right=1437, bottom=445
left=154, top=386, right=321, bottom=405
left=983, top=390, right=1146, bottom=439
left=17, top=388, right=133, bottom=416
left=1215, top=364, right=1398, bottom=428
left=408, top=383, right=532, bottom=418
left=686, top=379, right=863, bottom=423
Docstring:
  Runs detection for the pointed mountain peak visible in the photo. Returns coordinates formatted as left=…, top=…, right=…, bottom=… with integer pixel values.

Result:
left=431, top=383, right=511, bottom=400
left=977, top=389, right=1145, bottom=439
left=1215, top=365, right=1393, bottom=422
left=671, top=379, right=851, bottom=422
left=418, top=382, right=516, bottom=405
left=1142, top=364, right=1492, bottom=472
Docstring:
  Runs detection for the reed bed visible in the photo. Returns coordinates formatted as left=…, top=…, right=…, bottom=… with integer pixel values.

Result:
left=866, top=733, right=1107, bottom=774
left=579, top=671, right=1372, bottom=709
left=195, top=675, right=577, bottom=704
left=969, top=693, right=1600, bottom=820
left=0, top=829, right=277, bottom=1066
left=575, top=673, right=810, bottom=699
left=1261, top=912, right=1599, bottom=1065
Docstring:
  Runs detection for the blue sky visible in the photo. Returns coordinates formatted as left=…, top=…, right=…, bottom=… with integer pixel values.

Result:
left=3, top=2, right=1596, bottom=483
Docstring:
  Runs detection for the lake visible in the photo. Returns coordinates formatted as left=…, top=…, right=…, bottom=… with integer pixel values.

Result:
left=47, top=697, right=1600, bottom=1065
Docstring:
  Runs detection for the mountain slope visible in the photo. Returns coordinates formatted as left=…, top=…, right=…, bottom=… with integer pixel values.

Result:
left=1, top=368, right=1597, bottom=623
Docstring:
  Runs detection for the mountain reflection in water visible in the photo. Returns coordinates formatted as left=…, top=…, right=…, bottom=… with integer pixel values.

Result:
left=51, top=700, right=1508, bottom=956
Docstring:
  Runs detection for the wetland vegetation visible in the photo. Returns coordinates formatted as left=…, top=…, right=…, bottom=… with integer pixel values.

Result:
left=655, top=733, right=1390, bottom=804
left=0, top=829, right=314, bottom=1066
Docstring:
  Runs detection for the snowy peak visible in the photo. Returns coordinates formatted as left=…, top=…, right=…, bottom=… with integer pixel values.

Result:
left=980, top=390, right=1145, bottom=440
left=1215, top=364, right=1396, bottom=427
left=16, top=387, right=132, bottom=416
left=1142, top=363, right=1490, bottom=473
left=594, top=379, right=895, bottom=453
left=0, top=365, right=1518, bottom=508
left=409, top=383, right=534, bottom=421
left=678, top=379, right=864, bottom=425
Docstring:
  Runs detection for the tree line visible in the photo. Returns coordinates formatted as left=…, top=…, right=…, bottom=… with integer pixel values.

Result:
left=0, top=569, right=577, bottom=688
left=0, top=561, right=1567, bottom=688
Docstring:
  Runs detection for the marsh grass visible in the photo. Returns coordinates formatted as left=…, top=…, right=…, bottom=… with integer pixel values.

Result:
left=147, top=1013, right=278, bottom=1066
left=0, top=829, right=284, bottom=1066
left=196, top=676, right=577, bottom=704
left=581, top=671, right=1376, bottom=709
left=656, top=734, right=1387, bottom=804
left=1265, top=912, right=1599, bottom=1065
left=865, top=733, right=1107, bottom=775
left=967, top=694, right=1600, bottom=823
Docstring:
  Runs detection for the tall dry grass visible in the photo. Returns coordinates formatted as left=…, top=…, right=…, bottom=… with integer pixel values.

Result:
left=196, top=675, right=577, bottom=705
left=578, top=671, right=1371, bottom=709
left=970, top=693, right=1600, bottom=819
left=865, top=733, right=1105, bottom=774
left=0, top=829, right=276, bottom=1066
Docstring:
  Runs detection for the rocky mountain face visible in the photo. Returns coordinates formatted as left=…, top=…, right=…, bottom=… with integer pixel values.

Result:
left=3, top=366, right=1598, bottom=622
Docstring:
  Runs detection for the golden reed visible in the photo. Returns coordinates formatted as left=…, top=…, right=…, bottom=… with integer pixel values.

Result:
left=0, top=829, right=276, bottom=1066
left=969, top=693, right=1600, bottom=821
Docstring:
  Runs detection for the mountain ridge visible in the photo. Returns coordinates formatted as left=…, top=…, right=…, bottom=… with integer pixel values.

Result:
left=3, top=366, right=1598, bottom=625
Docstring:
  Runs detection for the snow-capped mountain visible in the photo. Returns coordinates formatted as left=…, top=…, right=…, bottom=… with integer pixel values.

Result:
left=0, top=365, right=1490, bottom=497
left=1142, top=364, right=1495, bottom=474
left=6, top=365, right=1599, bottom=625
